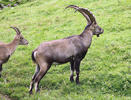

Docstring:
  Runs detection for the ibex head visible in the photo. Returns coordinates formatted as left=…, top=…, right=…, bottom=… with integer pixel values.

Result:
left=66, top=5, right=104, bottom=37
left=10, top=27, right=28, bottom=45
left=90, top=22, right=104, bottom=37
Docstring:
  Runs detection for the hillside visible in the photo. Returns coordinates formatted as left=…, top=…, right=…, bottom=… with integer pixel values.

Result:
left=0, top=0, right=131, bottom=100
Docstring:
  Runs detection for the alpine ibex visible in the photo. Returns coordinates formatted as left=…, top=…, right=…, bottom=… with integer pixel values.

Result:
left=29, top=5, right=104, bottom=94
left=0, top=27, right=28, bottom=77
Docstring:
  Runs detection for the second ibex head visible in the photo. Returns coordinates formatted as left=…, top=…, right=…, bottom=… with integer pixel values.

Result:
left=10, top=27, right=29, bottom=45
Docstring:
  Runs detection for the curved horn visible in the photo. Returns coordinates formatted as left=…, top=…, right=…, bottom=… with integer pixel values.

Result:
left=10, top=26, right=21, bottom=34
left=65, top=5, right=96, bottom=24
left=80, top=8, right=96, bottom=23
left=65, top=5, right=91, bottom=24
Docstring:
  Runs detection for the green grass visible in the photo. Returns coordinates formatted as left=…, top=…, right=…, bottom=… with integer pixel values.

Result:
left=0, top=0, right=131, bottom=100
left=0, top=0, right=35, bottom=6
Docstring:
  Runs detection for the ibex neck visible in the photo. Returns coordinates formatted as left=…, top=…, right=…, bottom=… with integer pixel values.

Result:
left=80, top=26, right=93, bottom=48
left=7, top=38, right=19, bottom=55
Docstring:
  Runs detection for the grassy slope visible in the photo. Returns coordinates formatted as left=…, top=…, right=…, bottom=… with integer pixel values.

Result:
left=0, top=0, right=131, bottom=100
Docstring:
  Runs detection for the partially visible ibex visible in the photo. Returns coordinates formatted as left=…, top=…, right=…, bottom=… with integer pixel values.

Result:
left=0, top=27, right=28, bottom=77
left=29, top=5, right=104, bottom=94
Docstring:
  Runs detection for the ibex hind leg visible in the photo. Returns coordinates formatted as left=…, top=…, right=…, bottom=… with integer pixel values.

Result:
left=29, top=64, right=40, bottom=95
left=34, top=63, right=51, bottom=93
left=0, top=64, right=2, bottom=78
left=32, top=64, right=40, bottom=80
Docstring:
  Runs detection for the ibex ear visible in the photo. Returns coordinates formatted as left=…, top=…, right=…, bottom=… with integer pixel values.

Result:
left=10, top=26, right=21, bottom=35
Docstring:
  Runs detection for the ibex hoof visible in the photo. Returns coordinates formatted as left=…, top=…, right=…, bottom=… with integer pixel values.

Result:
left=35, top=89, right=40, bottom=93
left=29, top=91, right=33, bottom=95
left=70, top=77, right=74, bottom=82
left=76, top=81, right=80, bottom=84
left=76, top=79, right=80, bottom=84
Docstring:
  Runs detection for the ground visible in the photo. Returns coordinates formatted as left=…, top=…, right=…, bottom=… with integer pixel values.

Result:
left=0, top=0, right=131, bottom=100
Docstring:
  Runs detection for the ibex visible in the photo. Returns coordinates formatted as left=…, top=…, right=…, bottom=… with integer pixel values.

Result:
left=0, top=27, right=28, bottom=77
left=29, top=5, right=104, bottom=94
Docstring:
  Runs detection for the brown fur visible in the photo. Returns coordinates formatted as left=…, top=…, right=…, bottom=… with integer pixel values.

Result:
left=0, top=27, right=28, bottom=77
left=29, top=5, right=104, bottom=94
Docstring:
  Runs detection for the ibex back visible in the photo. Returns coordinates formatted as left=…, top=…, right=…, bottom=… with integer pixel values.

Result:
left=29, top=5, right=104, bottom=94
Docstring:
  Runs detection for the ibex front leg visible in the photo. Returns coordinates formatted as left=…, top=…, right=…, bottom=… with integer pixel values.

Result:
left=74, top=59, right=81, bottom=84
left=0, top=64, right=2, bottom=78
left=70, top=61, right=74, bottom=82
